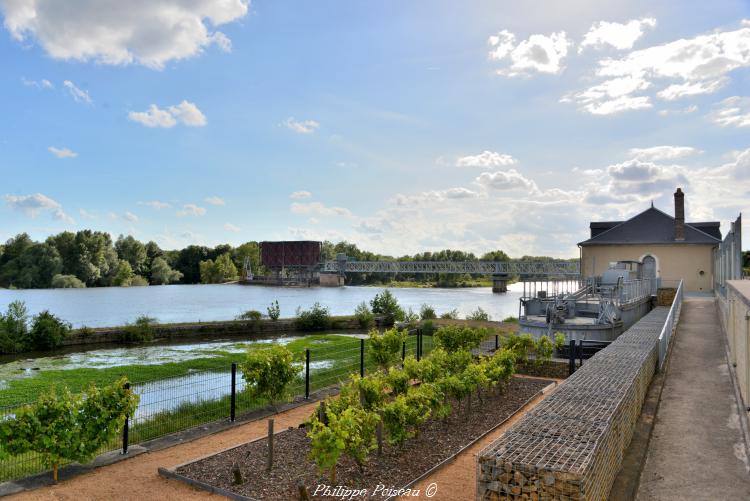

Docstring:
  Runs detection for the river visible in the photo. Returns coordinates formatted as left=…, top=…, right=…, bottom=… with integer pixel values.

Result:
left=0, top=283, right=526, bottom=328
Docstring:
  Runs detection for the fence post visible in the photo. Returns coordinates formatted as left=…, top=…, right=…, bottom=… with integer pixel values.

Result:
left=360, top=338, right=365, bottom=377
left=305, top=348, right=310, bottom=399
left=416, top=332, right=421, bottom=362
left=230, top=362, right=237, bottom=422
left=578, top=340, right=584, bottom=367
left=122, top=382, right=130, bottom=455
left=568, top=339, right=576, bottom=375
left=495, top=334, right=499, bottom=351
left=402, top=341, right=406, bottom=361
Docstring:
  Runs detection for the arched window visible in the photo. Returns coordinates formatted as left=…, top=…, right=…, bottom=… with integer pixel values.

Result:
left=642, top=255, right=657, bottom=280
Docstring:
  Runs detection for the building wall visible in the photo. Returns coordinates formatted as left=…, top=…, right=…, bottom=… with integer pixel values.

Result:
left=581, top=244, right=716, bottom=291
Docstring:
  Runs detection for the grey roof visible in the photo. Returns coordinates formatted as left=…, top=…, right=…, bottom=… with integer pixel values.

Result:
left=580, top=207, right=721, bottom=246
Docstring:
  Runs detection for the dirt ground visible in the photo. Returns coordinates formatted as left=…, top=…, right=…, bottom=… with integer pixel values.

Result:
left=400, top=385, right=553, bottom=501
left=9, top=376, right=557, bottom=501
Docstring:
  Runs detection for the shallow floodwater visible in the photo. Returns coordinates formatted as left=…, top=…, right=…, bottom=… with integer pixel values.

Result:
left=0, top=283, right=527, bottom=328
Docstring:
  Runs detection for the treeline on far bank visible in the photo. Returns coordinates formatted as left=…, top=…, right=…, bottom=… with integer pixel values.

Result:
left=0, top=231, right=573, bottom=290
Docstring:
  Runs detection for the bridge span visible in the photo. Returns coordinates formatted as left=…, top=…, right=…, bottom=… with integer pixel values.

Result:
left=320, top=259, right=580, bottom=292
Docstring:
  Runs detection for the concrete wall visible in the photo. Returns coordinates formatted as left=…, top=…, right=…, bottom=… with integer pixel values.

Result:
left=581, top=243, right=715, bottom=292
left=718, top=281, right=750, bottom=408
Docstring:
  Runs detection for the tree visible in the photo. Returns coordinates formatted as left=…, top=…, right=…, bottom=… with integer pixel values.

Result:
left=240, top=345, right=302, bottom=407
left=27, top=311, right=71, bottom=350
left=149, top=257, right=183, bottom=285
left=115, top=235, right=147, bottom=276
left=112, top=260, right=134, bottom=286
left=174, top=245, right=210, bottom=284
left=0, top=300, right=29, bottom=353
left=0, top=236, right=62, bottom=288
left=51, top=274, right=85, bottom=288
left=199, top=252, right=238, bottom=283
left=370, top=290, right=405, bottom=323
left=0, top=378, right=138, bottom=482
left=368, top=328, right=406, bottom=371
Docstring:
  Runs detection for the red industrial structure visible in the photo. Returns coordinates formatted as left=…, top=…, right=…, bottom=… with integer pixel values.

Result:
left=260, top=241, right=322, bottom=269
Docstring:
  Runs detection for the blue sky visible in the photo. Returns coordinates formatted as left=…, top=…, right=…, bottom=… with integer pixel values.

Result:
left=1, top=0, right=749, bottom=257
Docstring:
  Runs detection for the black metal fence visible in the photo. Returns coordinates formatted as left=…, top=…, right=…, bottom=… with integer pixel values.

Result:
left=0, top=332, right=432, bottom=483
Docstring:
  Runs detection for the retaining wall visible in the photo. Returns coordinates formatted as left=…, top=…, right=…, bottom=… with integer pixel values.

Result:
left=476, top=307, right=670, bottom=501
left=61, top=316, right=362, bottom=347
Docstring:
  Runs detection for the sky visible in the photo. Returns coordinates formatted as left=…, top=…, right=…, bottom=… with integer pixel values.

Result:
left=1, top=0, right=749, bottom=258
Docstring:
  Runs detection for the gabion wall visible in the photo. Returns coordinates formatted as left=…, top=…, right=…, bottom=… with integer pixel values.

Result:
left=477, top=307, right=670, bottom=501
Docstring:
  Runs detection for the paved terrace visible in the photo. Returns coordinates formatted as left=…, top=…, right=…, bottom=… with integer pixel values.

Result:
left=637, top=296, right=750, bottom=500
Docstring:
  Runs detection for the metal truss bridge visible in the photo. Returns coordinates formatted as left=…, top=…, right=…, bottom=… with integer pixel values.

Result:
left=321, top=260, right=580, bottom=277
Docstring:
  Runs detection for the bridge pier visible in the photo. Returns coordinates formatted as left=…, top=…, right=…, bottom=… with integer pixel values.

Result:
left=492, top=273, right=509, bottom=293
left=320, top=272, right=345, bottom=287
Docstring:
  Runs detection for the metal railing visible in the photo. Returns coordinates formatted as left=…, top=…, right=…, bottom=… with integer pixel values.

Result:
left=321, top=259, right=581, bottom=276
left=658, top=279, right=684, bottom=369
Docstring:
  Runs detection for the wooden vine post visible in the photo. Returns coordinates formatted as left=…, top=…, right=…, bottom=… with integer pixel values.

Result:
left=266, top=418, right=274, bottom=472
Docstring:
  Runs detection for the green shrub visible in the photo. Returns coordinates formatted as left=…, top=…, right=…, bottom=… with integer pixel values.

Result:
left=434, top=325, right=488, bottom=351
left=466, top=307, right=491, bottom=322
left=554, top=332, right=566, bottom=351
left=129, top=275, right=149, bottom=287
left=502, top=315, right=518, bottom=323
left=421, top=319, right=436, bottom=337
left=385, top=366, right=410, bottom=396
left=267, top=300, right=281, bottom=321
left=534, top=336, right=554, bottom=366
left=370, top=290, right=405, bottom=323
left=354, top=301, right=374, bottom=329
left=307, top=405, right=379, bottom=481
left=0, top=300, right=28, bottom=354
left=120, top=315, right=156, bottom=343
left=237, top=310, right=263, bottom=321
left=439, top=309, right=459, bottom=319
left=27, top=311, right=70, bottom=351
left=367, top=328, right=406, bottom=370
left=403, top=307, right=419, bottom=329
left=503, top=334, right=535, bottom=362
left=295, top=302, right=330, bottom=331
left=240, top=344, right=301, bottom=406
left=0, top=377, right=138, bottom=482
left=484, top=349, right=516, bottom=389
left=77, top=326, right=95, bottom=338
left=419, top=304, right=436, bottom=320
left=51, top=274, right=85, bottom=288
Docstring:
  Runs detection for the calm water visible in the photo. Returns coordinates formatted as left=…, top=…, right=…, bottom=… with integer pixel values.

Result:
left=0, top=283, right=525, bottom=328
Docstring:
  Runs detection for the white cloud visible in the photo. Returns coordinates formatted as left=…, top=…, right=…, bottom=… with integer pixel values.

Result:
left=488, top=30, right=570, bottom=76
left=223, top=223, right=241, bottom=232
left=52, top=208, right=75, bottom=225
left=63, top=80, right=92, bottom=104
left=3, top=192, right=75, bottom=224
left=123, top=211, right=139, bottom=222
left=579, top=18, right=656, bottom=52
left=290, top=202, right=352, bottom=217
left=128, top=101, right=206, bottom=128
left=568, top=22, right=750, bottom=114
left=476, top=169, right=538, bottom=191
left=169, top=101, right=207, bottom=126
left=1, top=0, right=248, bottom=70
left=3, top=193, right=61, bottom=215
left=290, top=191, right=312, bottom=199
left=628, top=146, right=701, bottom=161
left=710, top=96, right=750, bottom=128
left=48, top=146, right=78, bottom=158
left=204, top=196, right=225, bottom=206
left=79, top=208, right=96, bottom=219
left=140, top=200, right=171, bottom=209
left=177, top=204, right=207, bottom=216
left=22, top=77, right=53, bottom=89
left=284, top=117, right=320, bottom=134
left=456, top=151, right=517, bottom=168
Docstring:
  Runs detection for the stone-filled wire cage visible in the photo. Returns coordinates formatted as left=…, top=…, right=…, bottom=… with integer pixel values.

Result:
left=477, top=308, right=670, bottom=501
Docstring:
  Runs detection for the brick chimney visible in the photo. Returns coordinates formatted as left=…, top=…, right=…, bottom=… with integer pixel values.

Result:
left=674, top=188, right=685, bottom=241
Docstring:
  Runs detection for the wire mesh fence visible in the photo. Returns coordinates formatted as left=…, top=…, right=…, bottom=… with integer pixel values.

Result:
left=0, top=331, right=436, bottom=483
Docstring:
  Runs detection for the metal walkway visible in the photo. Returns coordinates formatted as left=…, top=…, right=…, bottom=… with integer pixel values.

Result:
left=637, top=296, right=750, bottom=500
left=320, top=259, right=580, bottom=276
